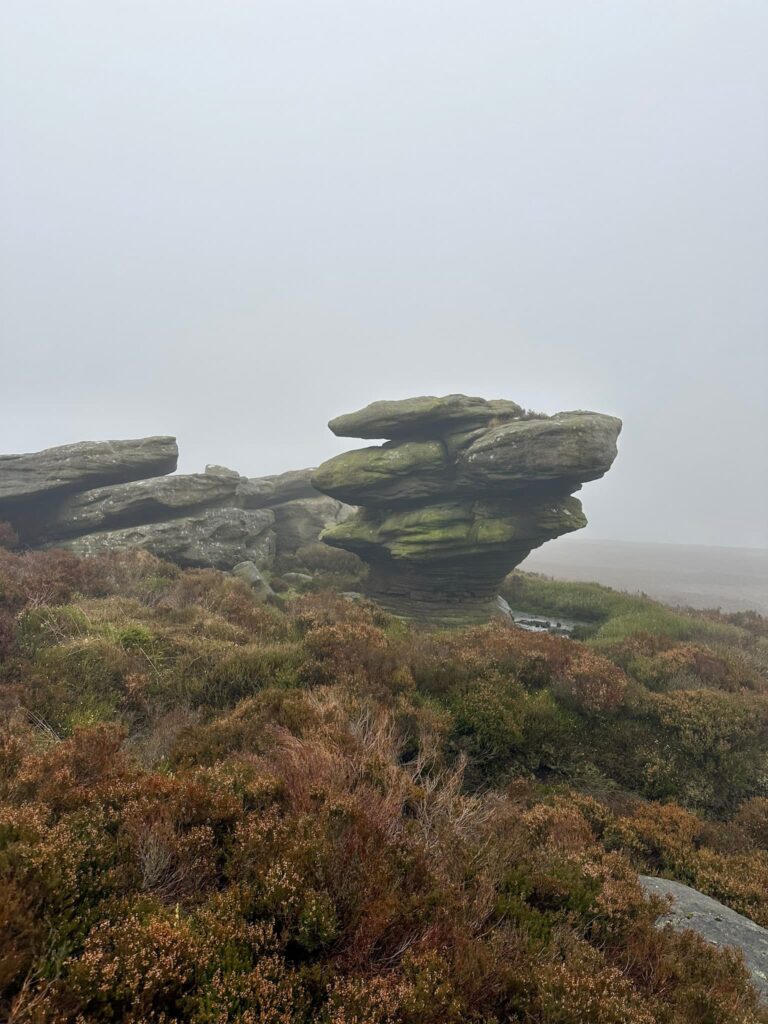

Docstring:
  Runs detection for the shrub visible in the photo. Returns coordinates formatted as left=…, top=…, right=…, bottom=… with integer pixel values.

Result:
left=2, top=550, right=768, bottom=1022
left=0, top=522, right=19, bottom=552
left=554, top=648, right=628, bottom=713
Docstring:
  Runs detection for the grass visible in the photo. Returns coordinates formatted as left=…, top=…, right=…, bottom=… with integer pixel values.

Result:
left=502, top=570, right=749, bottom=644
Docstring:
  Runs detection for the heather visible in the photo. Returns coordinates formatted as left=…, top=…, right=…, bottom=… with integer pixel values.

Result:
left=2, top=542, right=768, bottom=1021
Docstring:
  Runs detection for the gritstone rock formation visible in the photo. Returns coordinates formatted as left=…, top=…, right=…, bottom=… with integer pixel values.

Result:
left=0, top=439, right=351, bottom=572
left=312, top=395, right=622, bottom=625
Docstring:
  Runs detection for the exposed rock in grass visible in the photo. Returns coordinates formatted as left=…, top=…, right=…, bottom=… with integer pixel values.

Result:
left=640, top=875, right=768, bottom=1002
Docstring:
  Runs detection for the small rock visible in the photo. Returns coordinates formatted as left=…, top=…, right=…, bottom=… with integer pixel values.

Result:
left=205, top=464, right=241, bottom=479
left=231, top=560, right=275, bottom=601
left=640, top=875, right=768, bottom=1003
left=281, top=572, right=314, bottom=585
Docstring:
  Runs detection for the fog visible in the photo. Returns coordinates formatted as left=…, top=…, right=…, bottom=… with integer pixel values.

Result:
left=1, top=1, right=766, bottom=548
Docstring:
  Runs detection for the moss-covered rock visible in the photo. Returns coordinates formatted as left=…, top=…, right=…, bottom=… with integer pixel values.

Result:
left=311, top=440, right=450, bottom=505
left=314, top=395, right=621, bottom=626
left=325, top=497, right=586, bottom=562
left=55, top=508, right=277, bottom=571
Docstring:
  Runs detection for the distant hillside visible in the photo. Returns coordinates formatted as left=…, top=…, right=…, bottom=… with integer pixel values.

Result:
left=522, top=537, right=768, bottom=615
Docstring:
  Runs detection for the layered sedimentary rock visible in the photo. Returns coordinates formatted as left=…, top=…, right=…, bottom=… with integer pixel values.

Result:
left=0, top=437, right=178, bottom=514
left=312, top=395, right=621, bottom=625
left=236, top=468, right=323, bottom=508
left=23, top=471, right=240, bottom=542
left=0, top=439, right=351, bottom=572
left=59, top=508, right=277, bottom=570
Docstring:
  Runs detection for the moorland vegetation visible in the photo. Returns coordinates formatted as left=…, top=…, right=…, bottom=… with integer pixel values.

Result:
left=2, top=525, right=768, bottom=1023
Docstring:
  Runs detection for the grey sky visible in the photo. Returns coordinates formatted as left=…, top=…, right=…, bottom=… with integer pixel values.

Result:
left=1, top=1, right=766, bottom=547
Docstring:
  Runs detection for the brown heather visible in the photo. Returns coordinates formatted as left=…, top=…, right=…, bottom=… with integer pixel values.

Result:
left=1, top=537, right=767, bottom=1021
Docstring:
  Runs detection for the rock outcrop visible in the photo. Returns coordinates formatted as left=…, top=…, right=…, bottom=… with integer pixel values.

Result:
left=640, top=876, right=768, bottom=1002
left=59, top=508, right=276, bottom=570
left=312, top=395, right=621, bottom=625
left=1, top=439, right=351, bottom=573
left=0, top=437, right=178, bottom=514
left=22, top=471, right=240, bottom=542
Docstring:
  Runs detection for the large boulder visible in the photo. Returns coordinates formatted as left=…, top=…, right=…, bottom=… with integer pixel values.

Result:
left=237, top=468, right=322, bottom=509
left=640, top=876, right=768, bottom=1002
left=312, top=395, right=621, bottom=625
left=22, top=471, right=240, bottom=542
left=53, top=508, right=276, bottom=571
left=459, top=412, right=622, bottom=487
left=329, top=394, right=523, bottom=440
left=231, top=560, right=275, bottom=602
left=313, top=413, right=620, bottom=508
left=0, top=437, right=178, bottom=522
left=271, top=495, right=353, bottom=553
left=311, top=441, right=450, bottom=506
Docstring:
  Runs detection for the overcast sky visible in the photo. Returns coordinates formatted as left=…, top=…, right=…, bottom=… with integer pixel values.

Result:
left=1, top=1, right=766, bottom=548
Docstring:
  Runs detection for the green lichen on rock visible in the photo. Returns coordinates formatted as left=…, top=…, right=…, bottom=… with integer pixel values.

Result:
left=314, top=395, right=621, bottom=626
left=324, top=496, right=586, bottom=564
left=311, top=440, right=450, bottom=505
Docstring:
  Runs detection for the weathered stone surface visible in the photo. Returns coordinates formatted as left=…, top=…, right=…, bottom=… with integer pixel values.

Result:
left=328, top=395, right=523, bottom=440
left=205, top=464, right=241, bottom=479
left=459, top=412, right=622, bottom=486
left=311, top=441, right=449, bottom=506
left=313, top=395, right=621, bottom=626
left=640, top=876, right=768, bottom=1002
left=231, top=560, right=275, bottom=601
left=25, top=473, right=240, bottom=542
left=237, top=468, right=321, bottom=508
left=271, top=495, right=353, bottom=554
left=2, top=433, right=347, bottom=573
left=54, top=508, right=276, bottom=571
left=326, top=497, right=585, bottom=563
left=0, top=437, right=178, bottom=515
